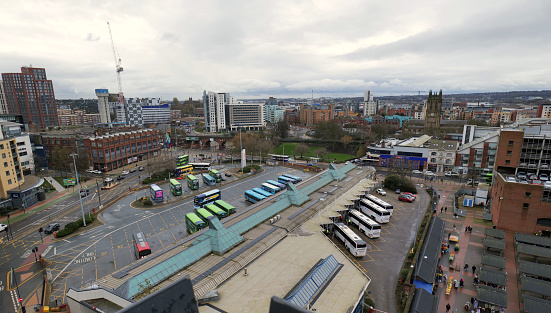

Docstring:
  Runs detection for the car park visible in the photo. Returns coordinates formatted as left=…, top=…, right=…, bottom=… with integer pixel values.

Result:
left=225, top=172, right=232, bottom=177
left=395, top=189, right=401, bottom=194
left=121, top=171, right=129, bottom=175
left=398, top=194, right=414, bottom=203
left=376, top=188, right=386, bottom=195
left=542, top=163, right=549, bottom=169
left=540, top=174, right=549, bottom=181
left=530, top=174, right=538, bottom=181
left=545, top=181, right=551, bottom=188
left=43, top=223, right=60, bottom=234
left=0, top=223, right=7, bottom=232
left=528, top=163, right=537, bottom=169
left=517, top=172, right=527, bottom=180
left=520, top=180, right=529, bottom=184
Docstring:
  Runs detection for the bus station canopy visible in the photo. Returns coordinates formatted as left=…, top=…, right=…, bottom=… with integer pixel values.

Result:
left=409, top=288, right=439, bottom=313
left=483, top=237, right=505, bottom=251
left=484, top=228, right=505, bottom=239
left=516, top=242, right=551, bottom=259
left=518, top=260, right=551, bottom=280
left=413, top=217, right=445, bottom=283
left=476, top=285, right=507, bottom=308
left=481, top=254, right=506, bottom=270
left=516, top=232, right=551, bottom=248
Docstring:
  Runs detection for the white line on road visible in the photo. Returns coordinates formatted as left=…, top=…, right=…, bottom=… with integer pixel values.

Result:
left=54, top=247, right=57, bottom=255
left=42, top=245, right=53, bottom=257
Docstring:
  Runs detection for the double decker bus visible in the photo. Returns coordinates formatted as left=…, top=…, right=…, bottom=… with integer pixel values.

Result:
left=169, top=179, right=182, bottom=196
left=205, top=204, right=228, bottom=220
left=365, top=195, right=394, bottom=216
left=333, top=223, right=367, bottom=257
left=187, top=174, right=200, bottom=190
left=150, top=184, right=164, bottom=203
left=195, top=208, right=215, bottom=223
left=278, top=176, right=296, bottom=185
left=358, top=199, right=390, bottom=224
left=267, top=180, right=286, bottom=190
left=253, top=187, right=272, bottom=198
left=244, top=190, right=266, bottom=203
left=268, top=154, right=291, bottom=162
left=213, top=200, right=237, bottom=215
left=348, top=210, right=381, bottom=238
left=202, top=173, right=216, bottom=186
left=261, top=183, right=280, bottom=194
left=133, top=232, right=152, bottom=259
left=209, top=169, right=223, bottom=183
left=176, top=155, right=189, bottom=166
left=190, top=163, right=211, bottom=174
left=194, top=189, right=221, bottom=209
left=185, top=213, right=207, bottom=234
left=282, top=174, right=302, bottom=182
left=174, top=165, right=193, bottom=179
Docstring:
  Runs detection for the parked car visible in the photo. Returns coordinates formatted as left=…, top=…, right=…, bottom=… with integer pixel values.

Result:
left=544, top=181, right=551, bottom=188
left=43, top=223, right=61, bottom=235
left=424, top=171, right=435, bottom=176
left=541, top=163, right=549, bottom=169
left=139, top=166, right=144, bottom=171
left=520, top=180, right=529, bottom=184
left=117, top=175, right=125, bottom=181
left=403, top=192, right=416, bottom=199
left=395, top=189, right=401, bottom=194
left=506, top=177, right=517, bottom=183
left=0, top=223, right=7, bottom=232
left=85, top=169, right=94, bottom=173
left=121, top=170, right=129, bottom=175
left=225, top=171, right=232, bottom=177
left=530, top=174, right=538, bottom=181
left=528, top=163, right=537, bottom=168
left=445, top=172, right=459, bottom=177
left=398, top=194, right=414, bottom=203
left=519, top=163, right=527, bottom=167
left=376, top=188, right=386, bottom=196
left=412, top=170, right=423, bottom=174
left=129, top=168, right=137, bottom=173
left=540, top=173, right=549, bottom=181
left=532, top=180, right=543, bottom=185
left=517, top=172, right=527, bottom=180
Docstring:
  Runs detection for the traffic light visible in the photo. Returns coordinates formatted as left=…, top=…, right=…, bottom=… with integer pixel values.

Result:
left=38, top=227, right=43, bottom=233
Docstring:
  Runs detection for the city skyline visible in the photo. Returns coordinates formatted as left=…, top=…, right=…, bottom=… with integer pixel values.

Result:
left=0, top=0, right=549, bottom=100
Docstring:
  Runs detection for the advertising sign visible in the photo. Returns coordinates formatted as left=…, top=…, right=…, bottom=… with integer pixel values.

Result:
left=63, top=178, right=76, bottom=186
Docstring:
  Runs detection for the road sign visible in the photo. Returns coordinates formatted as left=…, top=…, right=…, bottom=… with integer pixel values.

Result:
left=18, top=297, right=22, bottom=302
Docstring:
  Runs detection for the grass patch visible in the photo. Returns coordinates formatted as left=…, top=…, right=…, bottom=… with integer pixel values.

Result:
left=274, top=143, right=355, bottom=162
left=473, top=217, right=494, bottom=226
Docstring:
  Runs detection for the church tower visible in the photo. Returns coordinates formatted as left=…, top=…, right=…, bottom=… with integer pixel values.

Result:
left=424, top=89, right=442, bottom=130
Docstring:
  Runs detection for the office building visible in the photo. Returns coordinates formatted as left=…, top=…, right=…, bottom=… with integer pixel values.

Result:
left=0, top=81, right=9, bottom=114
left=116, top=98, right=168, bottom=126
left=203, top=91, right=234, bottom=132
left=1, top=66, right=58, bottom=128
left=142, top=102, right=170, bottom=125
left=96, top=89, right=111, bottom=124
left=225, top=103, right=265, bottom=131
left=264, top=104, right=284, bottom=124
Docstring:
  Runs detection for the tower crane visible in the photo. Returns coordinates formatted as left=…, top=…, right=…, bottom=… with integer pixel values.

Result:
left=409, top=91, right=425, bottom=105
left=107, top=22, right=124, bottom=106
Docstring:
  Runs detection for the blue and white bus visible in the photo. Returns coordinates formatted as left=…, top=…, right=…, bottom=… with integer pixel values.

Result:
left=253, top=187, right=272, bottom=198
left=202, top=173, right=216, bottom=186
left=282, top=174, right=302, bottom=182
left=261, top=183, right=280, bottom=194
left=194, top=189, right=221, bottom=209
left=267, top=180, right=286, bottom=190
left=278, top=176, right=296, bottom=185
left=149, top=184, right=164, bottom=203
left=244, top=190, right=266, bottom=203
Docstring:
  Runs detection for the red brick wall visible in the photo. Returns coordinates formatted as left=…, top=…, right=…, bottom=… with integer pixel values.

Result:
left=495, top=130, right=523, bottom=170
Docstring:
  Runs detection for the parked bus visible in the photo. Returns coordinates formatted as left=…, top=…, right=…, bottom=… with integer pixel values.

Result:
left=365, top=195, right=394, bottom=216
left=480, top=173, right=493, bottom=183
left=267, top=180, right=286, bottom=190
left=348, top=210, right=381, bottom=239
left=194, top=189, right=221, bottom=209
left=187, top=174, right=200, bottom=190
left=202, top=173, right=216, bottom=186
left=195, top=208, right=215, bottom=223
left=133, top=232, right=152, bottom=259
left=205, top=204, right=228, bottom=220
left=261, top=183, right=280, bottom=194
left=268, top=154, right=291, bottom=162
left=244, top=190, right=266, bottom=203
left=209, top=169, right=223, bottom=183
left=177, top=155, right=189, bottom=166
left=213, top=200, right=237, bottom=215
left=190, top=163, right=211, bottom=173
left=185, top=213, right=207, bottom=234
left=282, top=174, right=302, bottom=182
left=169, top=179, right=182, bottom=196
left=150, top=184, right=164, bottom=203
left=278, top=176, right=297, bottom=185
left=174, top=165, right=193, bottom=178
left=253, top=187, right=272, bottom=198
left=358, top=199, right=390, bottom=224
left=333, top=223, right=367, bottom=257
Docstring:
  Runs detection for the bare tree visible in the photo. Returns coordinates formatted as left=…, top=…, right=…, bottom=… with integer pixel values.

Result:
left=315, top=148, right=328, bottom=161
left=294, top=143, right=310, bottom=158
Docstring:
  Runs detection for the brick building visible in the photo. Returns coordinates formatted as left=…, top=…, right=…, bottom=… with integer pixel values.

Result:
left=299, top=103, right=334, bottom=127
left=83, top=129, right=161, bottom=172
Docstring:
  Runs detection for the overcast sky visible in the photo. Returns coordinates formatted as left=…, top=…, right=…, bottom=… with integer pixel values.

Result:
left=1, top=0, right=549, bottom=100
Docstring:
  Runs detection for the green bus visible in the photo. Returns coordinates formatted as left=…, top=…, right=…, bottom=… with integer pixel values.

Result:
left=209, top=169, right=223, bottom=183
left=205, top=204, right=228, bottom=219
left=214, top=200, right=237, bottom=215
left=196, top=208, right=215, bottom=222
left=169, top=179, right=182, bottom=196
left=177, top=155, right=189, bottom=166
left=185, top=213, right=207, bottom=234
left=187, top=174, right=199, bottom=190
left=480, top=173, right=493, bottom=183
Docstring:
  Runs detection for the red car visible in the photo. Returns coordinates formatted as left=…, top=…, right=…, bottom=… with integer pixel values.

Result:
left=399, top=194, right=414, bottom=203
left=403, top=192, right=416, bottom=200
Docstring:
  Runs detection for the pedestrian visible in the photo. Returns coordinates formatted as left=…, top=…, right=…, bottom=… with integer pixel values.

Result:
left=465, top=226, right=469, bottom=233
left=448, top=233, right=451, bottom=240
left=55, top=297, right=58, bottom=306
left=470, top=226, right=473, bottom=233
left=460, top=278, right=464, bottom=288
left=453, top=224, right=456, bottom=231
left=465, top=263, right=469, bottom=271
left=472, top=265, right=477, bottom=274
left=446, top=303, right=451, bottom=313
left=443, top=273, right=447, bottom=282
left=470, top=297, right=475, bottom=305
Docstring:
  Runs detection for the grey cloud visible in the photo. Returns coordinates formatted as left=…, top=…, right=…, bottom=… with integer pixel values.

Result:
left=85, top=33, right=100, bottom=41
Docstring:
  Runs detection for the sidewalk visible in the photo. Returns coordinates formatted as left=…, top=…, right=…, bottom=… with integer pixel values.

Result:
left=45, top=176, right=65, bottom=192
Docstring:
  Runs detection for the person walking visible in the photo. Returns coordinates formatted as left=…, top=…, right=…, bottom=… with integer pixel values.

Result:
left=472, top=265, right=477, bottom=274
left=446, top=303, right=451, bottom=313
left=464, top=263, right=469, bottom=271
left=445, top=207, right=447, bottom=212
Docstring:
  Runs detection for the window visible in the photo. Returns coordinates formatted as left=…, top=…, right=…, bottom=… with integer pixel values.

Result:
left=507, top=151, right=512, bottom=156
left=525, top=192, right=532, bottom=198
left=7, top=179, right=11, bottom=185
left=0, top=144, right=3, bottom=149
left=3, top=162, right=6, bottom=167
left=509, top=141, right=514, bottom=145
left=1, top=153, right=5, bottom=158
left=5, top=171, right=9, bottom=176
left=523, top=203, right=529, bottom=209
left=505, top=160, right=511, bottom=164
left=430, top=158, right=437, bottom=163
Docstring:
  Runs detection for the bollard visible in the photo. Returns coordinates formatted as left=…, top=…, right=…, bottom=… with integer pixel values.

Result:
left=244, top=268, right=248, bottom=276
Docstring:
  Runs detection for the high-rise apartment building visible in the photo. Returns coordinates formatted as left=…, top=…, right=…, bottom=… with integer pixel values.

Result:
left=96, top=89, right=111, bottom=124
left=203, top=91, right=234, bottom=132
left=1, top=67, right=58, bottom=128
left=363, top=90, right=377, bottom=116
left=0, top=81, right=9, bottom=114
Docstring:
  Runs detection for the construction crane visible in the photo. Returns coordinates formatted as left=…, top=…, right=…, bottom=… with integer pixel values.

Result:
left=410, top=91, right=425, bottom=105
left=107, top=22, right=124, bottom=106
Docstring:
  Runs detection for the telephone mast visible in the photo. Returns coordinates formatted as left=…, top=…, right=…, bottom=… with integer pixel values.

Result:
left=107, top=22, right=124, bottom=106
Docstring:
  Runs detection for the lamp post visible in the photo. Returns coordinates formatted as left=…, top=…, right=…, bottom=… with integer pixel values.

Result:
left=412, top=189, right=422, bottom=254
left=239, top=130, right=243, bottom=175
left=70, top=153, right=86, bottom=227
left=96, top=180, right=102, bottom=208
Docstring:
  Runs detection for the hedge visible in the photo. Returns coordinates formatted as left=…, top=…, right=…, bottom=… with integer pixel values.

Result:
left=56, top=215, right=96, bottom=237
left=383, top=174, right=417, bottom=193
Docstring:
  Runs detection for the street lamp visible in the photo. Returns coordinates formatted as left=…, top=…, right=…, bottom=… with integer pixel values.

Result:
left=412, top=187, right=422, bottom=254
left=70, top=153, right=87, bottom=227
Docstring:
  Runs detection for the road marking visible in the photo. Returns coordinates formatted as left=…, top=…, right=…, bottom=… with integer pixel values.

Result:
left=42, top=245, right=53, bottom=257
left=54, top=248, right=57, bottom=255
left=63, top=239, right=72, bottom=243
left=21, top=249, right=32, bottom=259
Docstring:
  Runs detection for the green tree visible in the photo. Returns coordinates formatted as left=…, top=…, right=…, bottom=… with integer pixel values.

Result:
left=314, top=121, right=346, bottom=141
left=273, top=120, right=290, bottom=138
left=294, top=143, right=310, bottom=158
left=173, top=97, right=180, bottom=106
left=370, top=124, right=392, bottom=140
left=356, top=145, right=366, bottom=158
